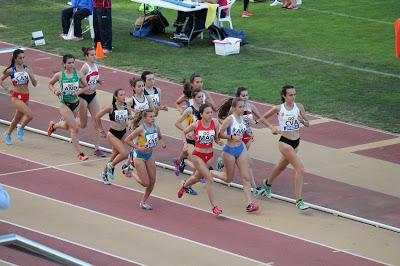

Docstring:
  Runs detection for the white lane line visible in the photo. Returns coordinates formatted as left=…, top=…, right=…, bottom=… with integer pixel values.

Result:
left=0, top=259, right=19, bottom=266
left=0, top=219, right=146, bottom=266
left=0, top=157, right=108, bottom=177
left=1, top=185, right=266, bottom=265
left=302, top=7, right=392, bottom=25
left=0, top=151, right=391, bottom=266
left=248, top=45, right=400, bottom=80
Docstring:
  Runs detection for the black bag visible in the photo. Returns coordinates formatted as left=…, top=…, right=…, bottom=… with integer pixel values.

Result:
left=221, top=27, right=248, bottom=46
left=150, top=10, right=170, bottom=34
left=208, top=25, right=228, bottom=42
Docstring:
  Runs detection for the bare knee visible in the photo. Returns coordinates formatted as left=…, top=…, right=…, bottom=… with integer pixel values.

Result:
left=70, top=125, right=79, bottom=134
left=295, top=166, right=305, bottom=176
left=121, top=151, right=129, bottom=159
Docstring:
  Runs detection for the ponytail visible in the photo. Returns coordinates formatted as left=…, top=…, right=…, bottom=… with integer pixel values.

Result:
left=218, top=98, right=233, bottom=120
left=131, top=108, right=154, bottom=130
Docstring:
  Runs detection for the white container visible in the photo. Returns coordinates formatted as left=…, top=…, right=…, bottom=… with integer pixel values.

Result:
left=212, top=37, right=241, bottom=56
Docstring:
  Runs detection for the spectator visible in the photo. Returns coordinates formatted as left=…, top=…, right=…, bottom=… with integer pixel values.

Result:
left=93, top=0, right=113, bottom=53
left=60, top=0, right=93, bottom=41
left=172, top=0, right=225, bottom=42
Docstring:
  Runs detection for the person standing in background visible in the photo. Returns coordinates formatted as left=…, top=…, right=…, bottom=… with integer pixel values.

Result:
left=93, top=0, right=113, bottom=53
left=60, top=0, right=93, bottom=41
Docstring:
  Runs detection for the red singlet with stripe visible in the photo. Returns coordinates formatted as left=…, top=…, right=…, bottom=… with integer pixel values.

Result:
left=194, top=120, right=216, bottom=149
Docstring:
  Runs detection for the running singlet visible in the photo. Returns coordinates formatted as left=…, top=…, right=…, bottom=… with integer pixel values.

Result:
left=278, top=103, right=301, bottom=132
left=137, top=124, right=159, bottom=149
left=144, top=87, right=160, bottom=106
left=227, top=115, right=246, bottom=138
left=11, top=65, right=29, bottom=86
left=84, top=63, right=99, bottom=89
left=109, top=103, right=128, bottom=124
left=186, top=105, right=200, bottom=126
left=242, top=102, right=253, bottom=135
left=59, top=70, right=79, bottom=102
left=195, top=120, right=216, bottom=149
left=131, top=95, right=150, bottom=111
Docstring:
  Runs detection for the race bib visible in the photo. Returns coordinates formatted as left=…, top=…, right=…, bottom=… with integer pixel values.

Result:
left=62, top=82, right=79, bottom=95
left=114, top=109, right=128, bottom=124
left=14, top=72, right=29, bottom=86
left=197, top=130, right=215, bottom=145
left=145, top=132, right=158, bottom=148
left=282, top=115, right=300, bottom=131
left=87, top=75, right=99, bottom=87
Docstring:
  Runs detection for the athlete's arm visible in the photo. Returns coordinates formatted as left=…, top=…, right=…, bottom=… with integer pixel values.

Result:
left=219, top=116, right=240, bottom=141
left=258, top=105, right=279, bottom=134
left=48, top=72, right=61, bottom=96
left=157, top=126, right=167, bottom=148
left=183, top=121, right=197, bottom=135
left=26, top=67, right=37, bottom=87
left=0, top=69, right=12, bottom=93
left=76, top=71, right=89, bottom=95
left=213, top=118, right=224, bottom=145
left=95, top=104, right=112, bottom=137
left=125, top=126, right=149, bottom=153
left=175, top=94, right=187, bottom=113
left=297, top=103, right=309, bottom=127
left=157, top=88, right=168, bottom=111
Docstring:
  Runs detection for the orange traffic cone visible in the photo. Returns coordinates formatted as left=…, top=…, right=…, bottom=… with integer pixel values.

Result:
left=96, top=42, right=106, bottom=59
left=395, top=19, right=400, bottom=59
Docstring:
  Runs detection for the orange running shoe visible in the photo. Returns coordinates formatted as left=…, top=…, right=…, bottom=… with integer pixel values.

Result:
left=78, top=153, right=89, bottom=161
left=47, top=121, right=56, bottom=136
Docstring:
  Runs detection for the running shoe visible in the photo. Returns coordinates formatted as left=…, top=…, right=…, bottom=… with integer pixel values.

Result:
left=103, top=49, right=112, bottom=54
left=246, top=202, right=259, bottom=212
left=216, top=157, right=224, bottom=172
left=270, top=0, right=283, bottom=6
left=139, top=202, right=153, bottom=210
left=77, top=153, right=89, bottom=161
left=70, top=36, right=84, bottom=41
left=94, top=149, right=106, bottom=157
left=212, top=206, right=223, bottom=216
left=59, top=33, right=67, bottom=40
left=17, top=126, right=24, bottom=141
left=179, top=158, right=186, bottom=173
left=122, top=164, right=134, bottom=178
left=5, top=133, right=12, bottom=145
left=241, top=11, right=252, bottom=18
left=177, top=180, right=186, bottom=198
left=296, top=199, right=309, bottom=210
left=100, top=172, right=111, bottom=185
left=253, top=186, right=266, bottom=196
left=263, top=181, right=272, bottom=198
left=47, top=121, right=56, bottom=136
left=107, top=162, right=115, bottom=179
left=185, top=186, right=198, bottom=195
left=173, top=158, right=181, bottom=176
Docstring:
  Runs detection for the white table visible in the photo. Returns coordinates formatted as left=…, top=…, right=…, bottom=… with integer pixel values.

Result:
left=131, top=0, right=216, bottom=45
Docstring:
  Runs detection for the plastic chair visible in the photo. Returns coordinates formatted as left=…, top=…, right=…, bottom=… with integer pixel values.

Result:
left=215, top=0, right=236, bottom=29
left=67, top=14, right=94, bottom=39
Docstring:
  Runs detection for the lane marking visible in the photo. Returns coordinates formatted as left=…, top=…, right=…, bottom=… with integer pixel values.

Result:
left=302, top=7, right=392, bottom=25
left=1, top=186, right=266, bottom=265
left=0, top=157, right=108, bottom=177
left=0, top=219, right=146, bottom=266
left=341, top=138, right=400, bottom=153
left=0, top=151, right=391, bottom=266
left=0, top=47, right=23, bottom=54
left=309, top=118, right=331, bottom=126
left=248, top=45, right=400, bottom=80
left=0, top=259, right=18, bottom=266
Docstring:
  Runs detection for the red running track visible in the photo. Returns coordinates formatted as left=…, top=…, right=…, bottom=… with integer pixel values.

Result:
left=1, top=94, right=400, bottom=228
left=0, top=153, right=384, bottom=266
